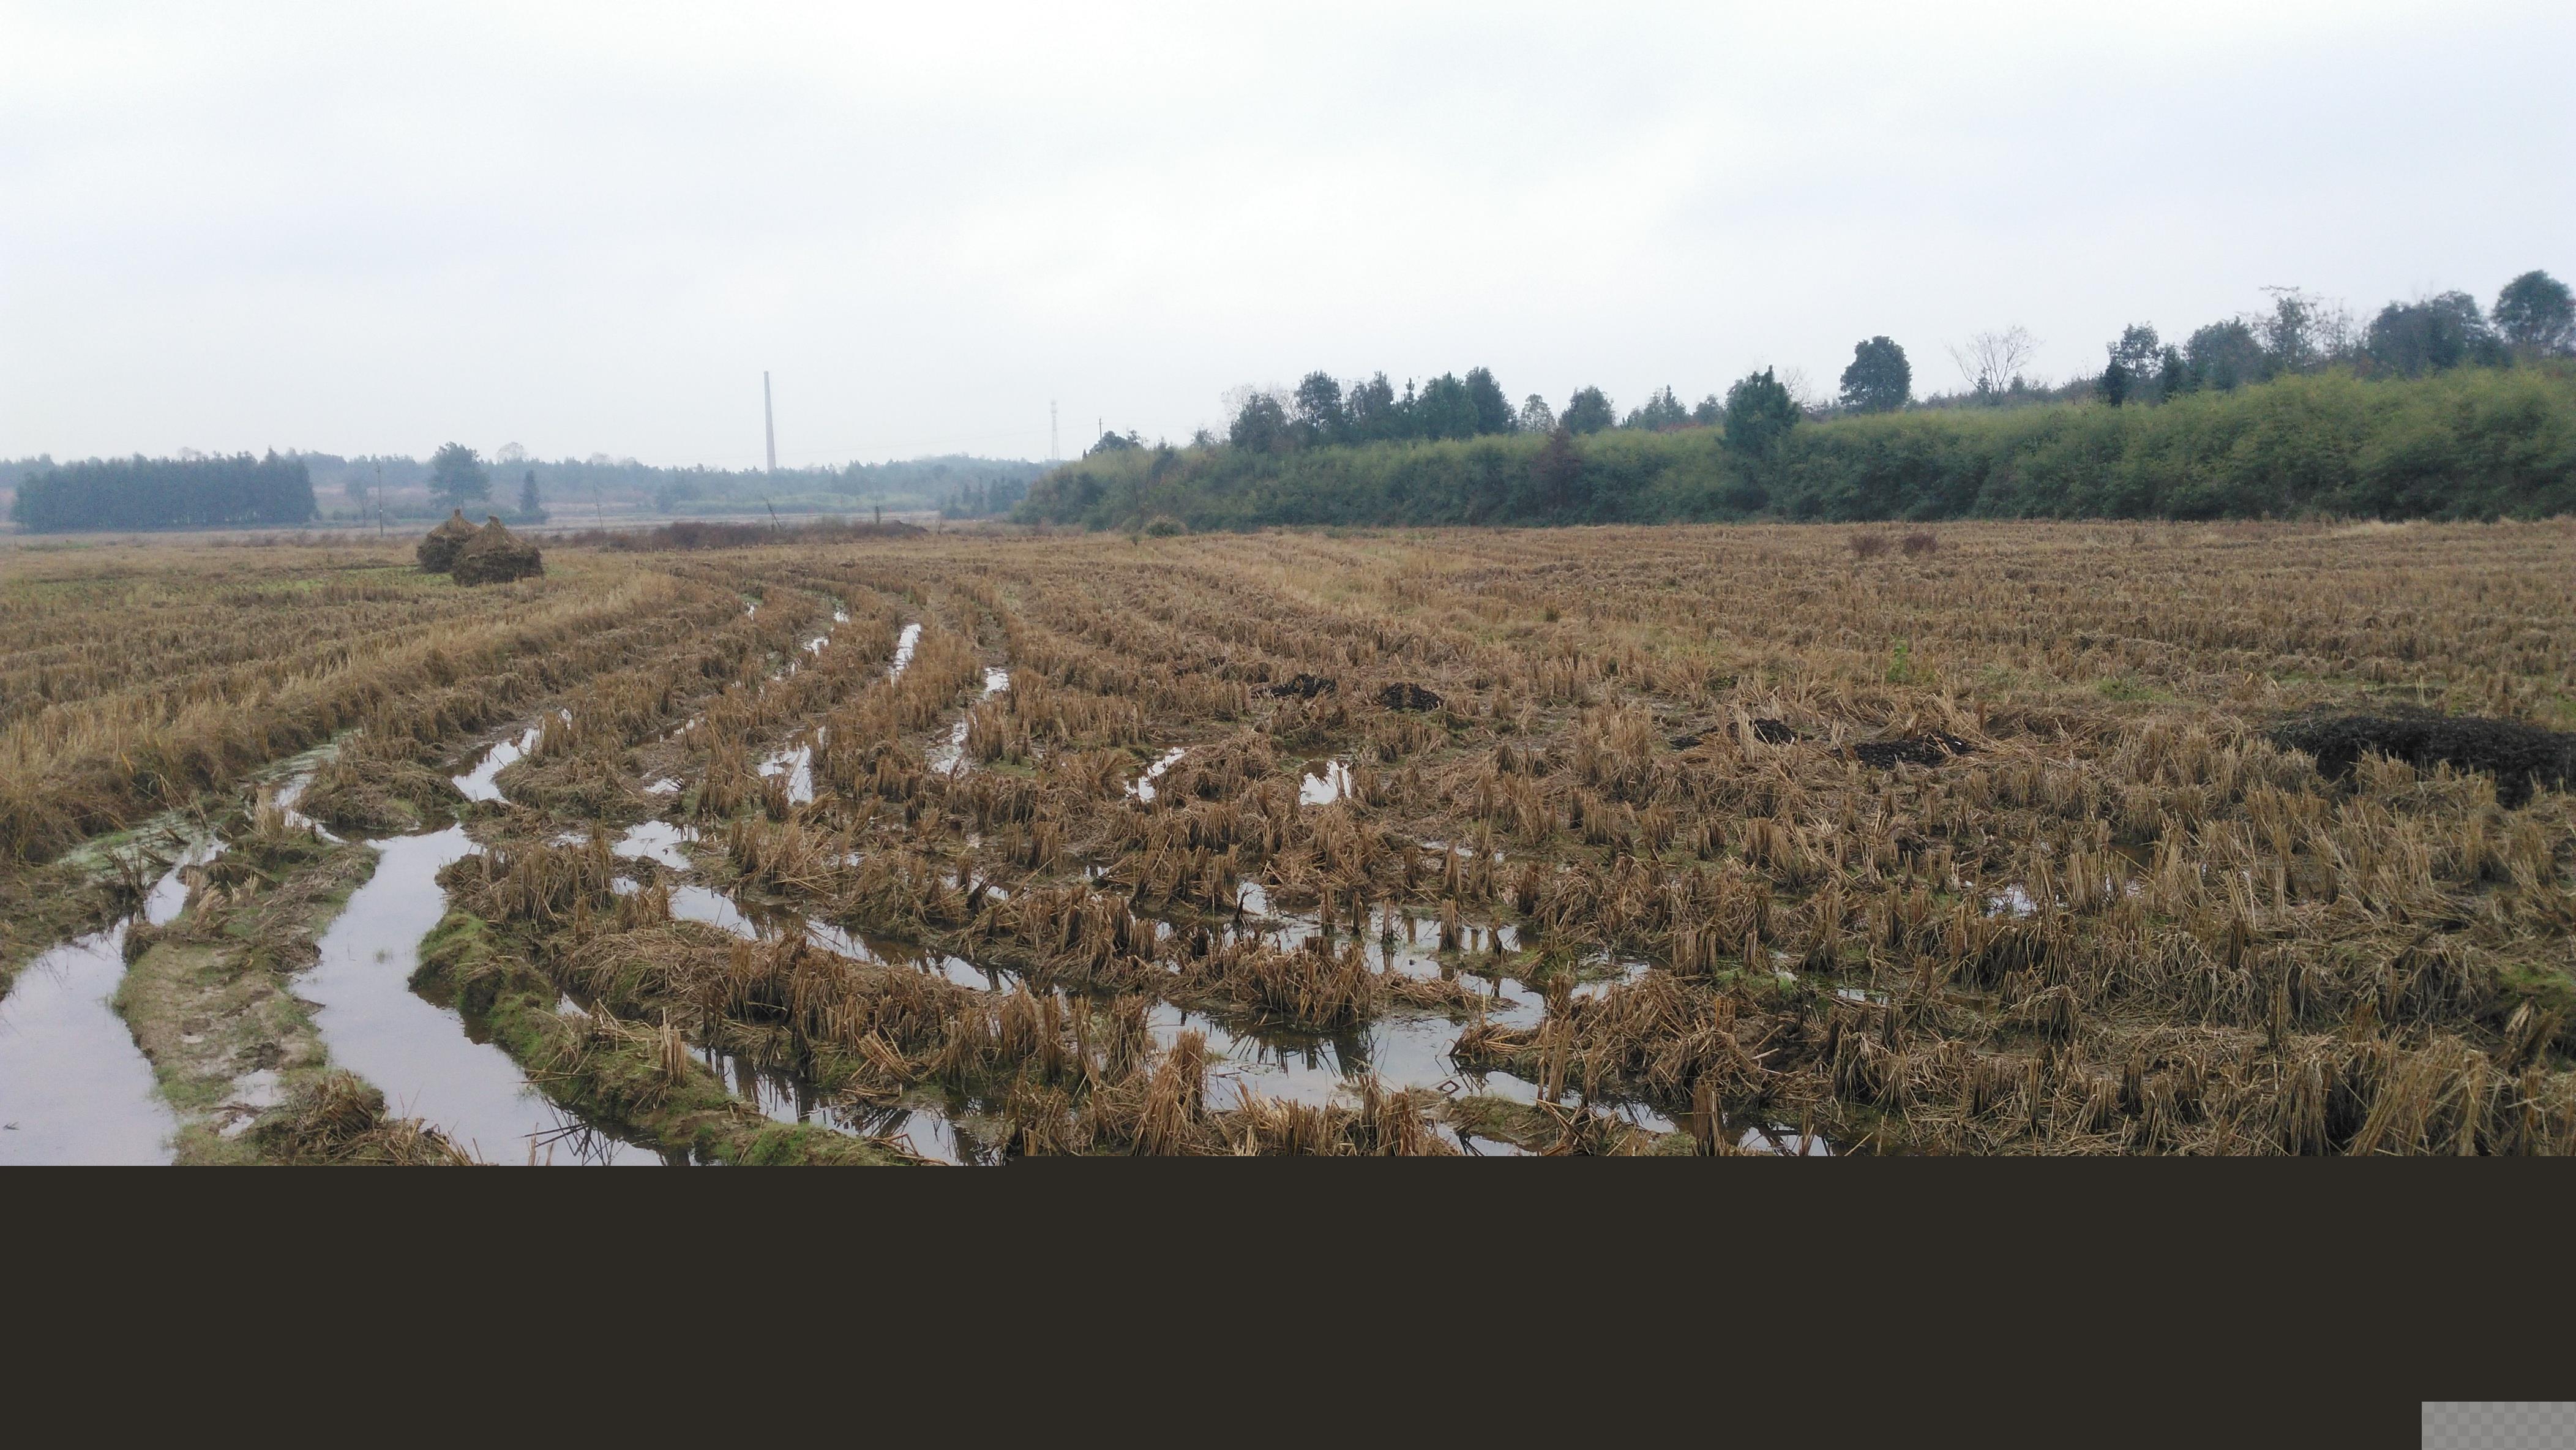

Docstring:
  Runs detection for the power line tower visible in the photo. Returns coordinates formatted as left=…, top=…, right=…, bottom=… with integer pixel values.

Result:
left=763, top=371, right=777, bottom=474
left=1049, top=400, right=1059, bottom=464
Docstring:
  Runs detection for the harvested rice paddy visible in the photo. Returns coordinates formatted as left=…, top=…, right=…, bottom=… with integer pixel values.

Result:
left=4, top=517, right=2574, bottom=1160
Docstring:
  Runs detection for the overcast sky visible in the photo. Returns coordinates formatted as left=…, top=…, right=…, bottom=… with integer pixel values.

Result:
left=4, top=1, right=2569, bottom=467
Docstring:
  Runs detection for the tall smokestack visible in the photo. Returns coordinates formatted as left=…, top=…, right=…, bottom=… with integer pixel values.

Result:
left=763, top=371, right=777, bottom=474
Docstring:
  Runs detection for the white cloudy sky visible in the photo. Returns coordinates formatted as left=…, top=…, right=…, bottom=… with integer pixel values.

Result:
left=3, top=1, right=2569, bottom=467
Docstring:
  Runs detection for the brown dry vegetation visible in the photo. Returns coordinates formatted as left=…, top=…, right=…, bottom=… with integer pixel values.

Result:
left=9, top=518, right=2575, bottom=1156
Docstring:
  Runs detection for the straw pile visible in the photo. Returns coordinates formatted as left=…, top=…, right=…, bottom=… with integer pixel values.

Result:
left=452, top=516, right=545, bottom=585
left=416, top=509, right=479, bottom=573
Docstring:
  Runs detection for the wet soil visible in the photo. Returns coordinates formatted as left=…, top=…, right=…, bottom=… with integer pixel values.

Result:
left=1851, top=731, right=1973, bottom=768
left=2275, top=708, right=2575, bottom=806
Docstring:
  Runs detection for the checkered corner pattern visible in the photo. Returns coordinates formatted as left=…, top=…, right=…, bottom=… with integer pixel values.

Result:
left=2425, top=1404, right=2576, bottom=1449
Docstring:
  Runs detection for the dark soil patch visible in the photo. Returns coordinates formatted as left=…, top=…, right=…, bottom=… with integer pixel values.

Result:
left=2274, top=710, right=2575, bottom=807
left=1375, top=682, right=1442, bottom=712
left=1265, top=673, right=1337, bottom=700
left=1751, top=719, right=1799, bottom=745
left=1852, top=732, right=1972, bottom=768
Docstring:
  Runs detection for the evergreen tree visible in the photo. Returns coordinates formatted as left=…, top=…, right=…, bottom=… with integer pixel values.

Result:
left=1464, top=367, right=1516, bottom=434
left=1344, top=374, right=1399, bottom=441
left=2366, top=292, right=2503, bottom=377
left=2493, top=271, right=2575, bottom=356
left=1290, top=372, right=1346, bottom=446
left=2107, top=325, right=2163, bottom=399
left=1721, top=369, right=1800, bottom=460
left=1622, top=386, right=1691, bottom=430
left=1837, top=337, right=1911, bottom=413
left=1227, top=393, right=1291, bottom=453
left=2099, top=358, right=2130, bottom=407
left=428, top=443, right=492, bottom=509
left=517, top=468, right=544, bottom=520
left=1562, top=386, right=1616, bottom=435
left=1417, top=374, right=1480, bottom=440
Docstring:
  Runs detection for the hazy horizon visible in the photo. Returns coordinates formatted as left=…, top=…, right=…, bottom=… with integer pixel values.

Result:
left=5, top=1, right=2569, bottom=468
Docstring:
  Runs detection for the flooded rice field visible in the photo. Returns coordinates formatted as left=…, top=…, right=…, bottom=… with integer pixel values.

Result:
left=6, top=521, right=2575, bottom=1160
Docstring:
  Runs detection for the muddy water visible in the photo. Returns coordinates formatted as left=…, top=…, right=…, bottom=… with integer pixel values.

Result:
left=0, top=849, right=212, bottom=1165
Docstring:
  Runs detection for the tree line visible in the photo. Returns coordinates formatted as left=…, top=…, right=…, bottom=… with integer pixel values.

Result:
left=3, top=446, right=1051, bottom=533
left=1182, top=271, right=2575, bottom=461
left=9, top=452, right=318, bottom=533
left=1023, top=269, right=2574, bottom=530
left=1017, top=364, right=2576, bottom=532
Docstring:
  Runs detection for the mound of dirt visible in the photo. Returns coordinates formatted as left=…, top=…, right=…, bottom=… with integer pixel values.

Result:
left=451, top=516, right=545, bottom=585
left=1265, top=672, right=1337, bottom=700
left=2274, top=709, right=2574, bottom=806
left=416, top=509, right=479, bottom=573
left=1376, top=682, right=1442, bottom=712
left=1852, top=732, right=1972, bottom=768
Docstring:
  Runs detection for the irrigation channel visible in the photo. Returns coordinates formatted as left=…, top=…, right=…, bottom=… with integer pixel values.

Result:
left=1, top=606, right=1829, bottom=1163
left=0, top=844, right=209, bottom=1164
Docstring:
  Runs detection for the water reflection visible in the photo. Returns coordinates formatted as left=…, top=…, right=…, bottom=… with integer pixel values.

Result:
left=0, top=846, right=209, bottom=1165
left=453, top=726, right=540, bottom=803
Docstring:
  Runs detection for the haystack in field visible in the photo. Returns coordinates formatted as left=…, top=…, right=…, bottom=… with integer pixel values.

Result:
left=416, top=509, right=479, bottom=573
left=451, top=516, right=545, bottom=585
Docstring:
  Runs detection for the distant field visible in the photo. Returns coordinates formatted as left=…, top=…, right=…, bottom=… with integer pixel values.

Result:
left=4, top=519, right=2572, bottom=1160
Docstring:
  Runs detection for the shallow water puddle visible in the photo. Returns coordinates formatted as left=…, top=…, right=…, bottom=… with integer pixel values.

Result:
left=1147, top=996, right=1547, bottom=1112
left=698, top=1043, right=992, bottom=1165
left=302, top=826, right=658, bottom=1165
left=759, top=742, right=816, bottom=806
left=929, top=667, right=1011, bottom=776
left=1568, top=958, right=1652, bottom=1002
left=667, top=881, right=1001, bottom=990
left=0, top=847, right=211, bottom=1165
left=1735, top=1123, right=1833, bottom=1156
left=1128, top=746, right=1187, bottom=802
left=613, top=820, right=698, bottom=869
left=1298, top=759, right=1355, bottom=806
left=453, top=726, right=540, bottom=804
left=887, top=622, right=921, bottom=679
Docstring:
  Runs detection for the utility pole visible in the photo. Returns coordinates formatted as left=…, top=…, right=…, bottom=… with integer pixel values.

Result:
left=1049, top=400, right=1059, bottom=464
left=763, top=370, right=777, bottom=475
left=374, top=462, right=384, bottom=540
